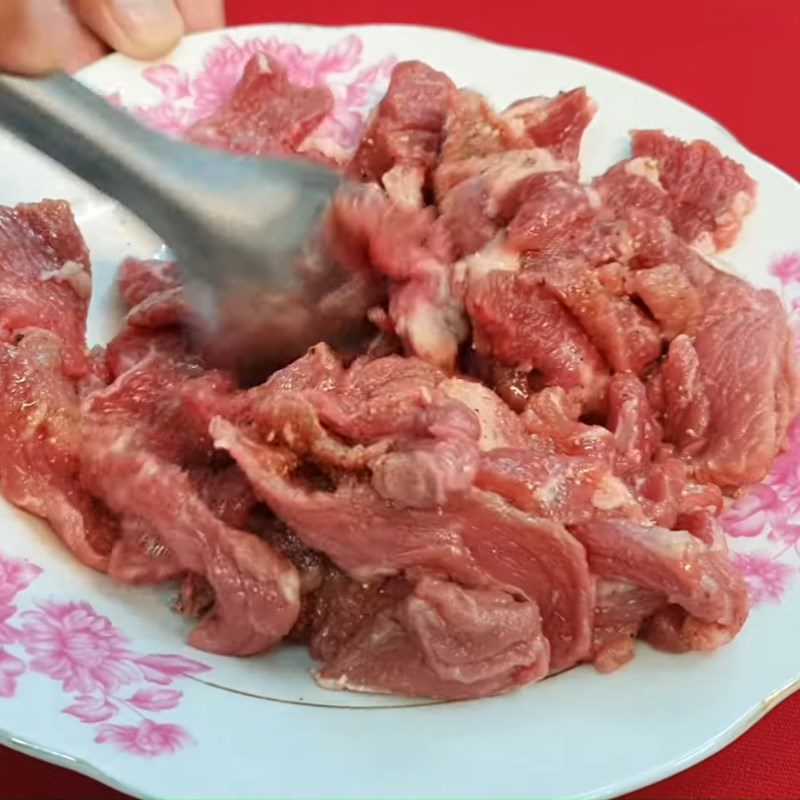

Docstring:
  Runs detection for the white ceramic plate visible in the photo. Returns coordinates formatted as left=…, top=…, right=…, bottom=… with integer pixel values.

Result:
left=1, top=23, right=799, bottom=800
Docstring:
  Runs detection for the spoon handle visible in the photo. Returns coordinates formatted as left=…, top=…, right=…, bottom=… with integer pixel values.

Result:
left=0, top=70, right=340, bottom=293
left=0, top=71, right=191, bottom=220
left=0, top=70, right=348, bottom=374
left=0, top=70, right=261, bottom=286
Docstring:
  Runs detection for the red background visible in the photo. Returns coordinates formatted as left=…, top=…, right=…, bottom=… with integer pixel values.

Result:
left=2, top=1, right=799, bottom=798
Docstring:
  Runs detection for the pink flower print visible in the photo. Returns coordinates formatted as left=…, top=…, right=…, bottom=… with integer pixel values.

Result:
left=722, top=483, right=785, bottom=537
left=0, top=546, right=208, bottom=752
left=95, top=720, right=194, bottom=757
left=0, top=604, right=19, bottom=646
left=769, top=522, right=800, bottom=552
left=319, top=56, right=395, bottom=150
left=731, top=553, right=794, bottom=604
left=63, top=695, right=118, bottom=724
left=0, top=648, right=25, bottom=698
left=770, top=252, right=800, bottom=285
left=142, top=65, right=191, bottom=100
left=343, top=56, right=397, bottom=108
left=0, top=553, right=42, bottom=604
left=131, top=102, right=197, bottom=137
left=133, top=654, right=210, bottom=686
left=126, top=688, right=182, bottom=711
left=0, top=555, right=40, bottom=647
left=186, top=34, right=364, bottom=118
left=250, top=35, right=360, bottom=88
left=315, top=35, right=363, bottom=78
left=122, top=33, right=394, bottom=159
left=190, top=36, right=254, bottom=118
left=264, top=40, right=318, bottom=87
left=767, top=420, right=800, bottom=491
left=20, top=601, right=139, bottom=694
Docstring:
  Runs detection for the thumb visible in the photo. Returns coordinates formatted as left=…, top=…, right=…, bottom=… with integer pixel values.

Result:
left=71, top=0, right=185, bottom=61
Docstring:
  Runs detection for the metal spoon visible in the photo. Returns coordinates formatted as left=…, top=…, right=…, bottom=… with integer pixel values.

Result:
left=0, top=70, right=345, bottom=377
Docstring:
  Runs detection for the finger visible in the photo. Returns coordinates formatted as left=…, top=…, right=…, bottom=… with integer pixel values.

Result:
left=173, top=0, right=225, bottom=32
left=70, top=0, right=185, bottom=61
left=60, top=32, right=109, bottom=74
left=0, top=0, right=69, bottom=73
left=63, top=29, right=110, bottom=74
left=0, top=0, right=105, bottom=75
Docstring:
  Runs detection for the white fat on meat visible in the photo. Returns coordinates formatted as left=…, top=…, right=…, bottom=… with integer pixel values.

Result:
left=440, top=149, right=568, bottom=207
left=586, top=186, right=603, bottom=210
left=314, top=671, right=376, bottom=694
left=20, top=398, right=50, bottom=441
left=381, top=164, right=425, bottom=210
left=646, top=526, right=701, bottom=558
left=481, top=149, right=567, bottom=199
left=623, top=156, right=663, bottom=189
left=691, top=231, right=716, bottom=255
left=40, top=260, right=92, bottom=299
left=595, top=577, right=640, bottom=602
left=440, top=377, right=525, bottom=451
left=460, top=233, right=520, bottom=284
left=706, top=189, right=757, bottom=252
left=297, top=132, right=352, bottom=166
left=501, top=96, right=549, bottom=136
left=401, top=301, right=466, bottom=372
left=728, top=189, right=756, bottom=219
left=591, top=473, right=637, bottom=512
left=279, top=568, right=301, bottom=605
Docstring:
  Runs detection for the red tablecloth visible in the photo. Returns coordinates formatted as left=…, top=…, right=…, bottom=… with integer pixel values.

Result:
left=2, top=1, right=798, bottom=798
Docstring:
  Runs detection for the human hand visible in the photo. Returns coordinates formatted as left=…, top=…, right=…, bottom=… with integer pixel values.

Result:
left=0, top=0, right=225, bottom=74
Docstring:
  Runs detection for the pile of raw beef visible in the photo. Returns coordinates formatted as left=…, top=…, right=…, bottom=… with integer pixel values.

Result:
left=1, top=54, right=796, bottom=699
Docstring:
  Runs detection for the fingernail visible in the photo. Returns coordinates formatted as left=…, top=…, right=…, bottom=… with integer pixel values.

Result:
left=110, top=0, right=183, bottom=41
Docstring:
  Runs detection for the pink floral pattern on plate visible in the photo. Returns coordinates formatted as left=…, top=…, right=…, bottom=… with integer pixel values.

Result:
left=722, top=252, right=800, bottom=603
left=113, top=34, right=395, bottom=151
left=0, top=549, right=209, bottom=757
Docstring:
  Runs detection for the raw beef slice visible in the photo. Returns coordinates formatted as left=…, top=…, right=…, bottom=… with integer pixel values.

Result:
left=209, top=349, right=595, bottom=673
left=0, top=200, right=92, bottom=377
left=80, top=355, right=300, bottom=656
left=348, top=60, right=456, bottom=206
left=0, top=330, right=117, bottom=570
left=187, top=54, right=334, bottom=156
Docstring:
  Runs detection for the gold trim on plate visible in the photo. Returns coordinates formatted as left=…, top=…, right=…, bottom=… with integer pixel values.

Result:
left=187, top=675, right=452, bottom=710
